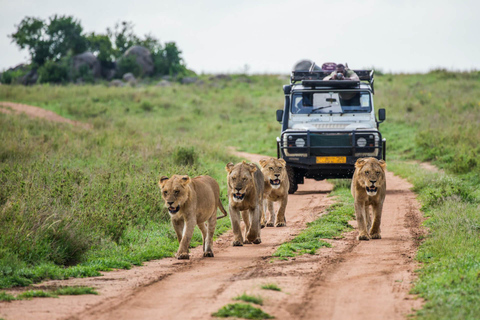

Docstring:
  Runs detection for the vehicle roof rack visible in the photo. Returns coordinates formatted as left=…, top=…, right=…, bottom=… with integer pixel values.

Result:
left=290, top=69, right=375, bottom=93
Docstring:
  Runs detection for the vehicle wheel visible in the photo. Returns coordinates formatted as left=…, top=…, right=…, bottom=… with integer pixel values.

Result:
left=286, top=165, right=298, bottom=194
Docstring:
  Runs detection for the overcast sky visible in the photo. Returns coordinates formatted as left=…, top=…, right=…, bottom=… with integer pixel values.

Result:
left=1, top=0, right=479, bottom=74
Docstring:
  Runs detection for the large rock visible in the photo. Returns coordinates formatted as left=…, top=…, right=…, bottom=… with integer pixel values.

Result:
left=19, top=69, right=38, bottom=85
left=181, top=77, right=198, bottom=84
left=123, top=46, right=154, bottom=76
left=293, top=59, right=321, bottom=71
left=109, top=79, right=125, bottom=87
left=122, top=72, right=137, bottom=86
left=73, top=52, right=101, bottom=78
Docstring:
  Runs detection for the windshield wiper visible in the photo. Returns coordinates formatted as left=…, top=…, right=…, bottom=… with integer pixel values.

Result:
left=307, top=106, right=332, bottom=116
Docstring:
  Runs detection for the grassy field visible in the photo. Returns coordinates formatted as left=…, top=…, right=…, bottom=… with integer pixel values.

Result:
left=1, top=71, right=480, bottom=318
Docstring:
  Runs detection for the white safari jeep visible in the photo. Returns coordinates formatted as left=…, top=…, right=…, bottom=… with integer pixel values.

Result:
left=276, top=63, right=386, bottom=194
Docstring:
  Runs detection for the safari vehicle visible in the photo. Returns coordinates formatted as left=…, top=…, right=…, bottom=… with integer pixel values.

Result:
left=276, top=63, right=386, bottom=194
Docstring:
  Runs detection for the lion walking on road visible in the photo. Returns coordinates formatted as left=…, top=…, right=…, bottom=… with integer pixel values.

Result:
left=159, top=175, right=227, bottom=259
left=351, top=157, right=387, bottom=240
left=226, top=161, right=264, bottom=246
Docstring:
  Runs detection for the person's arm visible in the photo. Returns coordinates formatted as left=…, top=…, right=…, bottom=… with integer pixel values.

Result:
left=345, top=70, right=359, bottom=81
left=323, top=71, right=336, bottom=80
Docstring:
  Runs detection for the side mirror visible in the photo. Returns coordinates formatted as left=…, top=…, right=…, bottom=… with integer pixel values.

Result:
left=276, top=110, right=284, bottom=122
left=378, top=108, right=386, bottom=122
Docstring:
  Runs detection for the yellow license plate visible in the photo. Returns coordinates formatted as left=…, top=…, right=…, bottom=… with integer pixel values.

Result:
left=316, top=156, right=346, bottom=164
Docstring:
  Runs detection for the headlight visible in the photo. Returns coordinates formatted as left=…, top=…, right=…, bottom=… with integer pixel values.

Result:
left=295, top=138, right=305, bottom=147
left=356, top=137, right=367, bottom=147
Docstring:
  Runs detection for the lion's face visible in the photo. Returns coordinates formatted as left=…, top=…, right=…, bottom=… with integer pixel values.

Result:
left=158, top=175, right=191, bottom=215
left=259, top=158, right=287, bottom=189
left=226, top=161, right=257, bottom=202
left=355, top=158, right=386, bottom=196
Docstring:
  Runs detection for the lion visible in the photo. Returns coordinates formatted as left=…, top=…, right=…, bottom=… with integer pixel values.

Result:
left=351, top=157, right=387, bottom=240
left=259, top=157, right=289, bottom=227
left=226, top=161, right=264, bottom=246
left=158, top=175, right=227, bottom=259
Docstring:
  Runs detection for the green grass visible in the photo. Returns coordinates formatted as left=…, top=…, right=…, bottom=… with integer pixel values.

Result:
left=212, top=303, right=274, bottom=319
left=272, top=180, right=354, bottom=259
left=260, top=283, right=281, bottom=292
left=233, top=293, right=263, bottom=305
left=0, top=286, right=97, bottom=301
left=0, top=291, right=16, bottom=301
left=54, top=286, right=98, bottom=295
left=384, top=160, right=480, bottom=319
left=16, top=290, right=58, bottom=299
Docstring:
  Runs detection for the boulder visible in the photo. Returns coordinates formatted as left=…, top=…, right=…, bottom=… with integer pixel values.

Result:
left=19, top=69, right=39, bottom=85
left=209, top=74, right=231, bottom=81
left=156, top=80, right=172, bottom=87
left=122, top=72, right=136, bottom=83
left=109, top=79, right=125, bottom=87
left=181, top=77, right=198, bottom=84
left=73, top=52, right=101, bottom=78
left=123, top=46, right=154, bottom=76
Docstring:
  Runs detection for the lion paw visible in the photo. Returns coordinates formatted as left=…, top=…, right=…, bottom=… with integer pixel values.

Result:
left=244, top=239, right=252, bottom=244
left=260, top=223, right=266, bottom=229
left=358, top=234, right=370, bottom=241
left=203, top=251, right=214, bottom=257
left=275, top=221, right=286, bottom=227
left=176, top=253, right=190, bottom=260
left=266, top=222, right=274, bottom=227
left=370, top=233, right=381, bottom=239
left=253, top=238, right=262, bottom=244
left=232, top=240, right=243, bottom=247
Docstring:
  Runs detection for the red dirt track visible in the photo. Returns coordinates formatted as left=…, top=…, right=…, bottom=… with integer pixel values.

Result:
left=0, top=104, right=424, bottom=320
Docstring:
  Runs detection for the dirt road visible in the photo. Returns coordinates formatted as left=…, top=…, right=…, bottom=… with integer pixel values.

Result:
left=0, top=104, right=424, bottom=319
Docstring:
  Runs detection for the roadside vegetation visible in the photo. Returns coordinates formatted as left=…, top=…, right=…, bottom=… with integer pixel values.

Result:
left=0, top=286, right=97, bottom=301
left=212, top=303, right=274, bottom=319
left=1, top=70, right=480, bottom=319
left=234, top=293, right=264, bottom=305
left=260, top=283, right=281, bottom=292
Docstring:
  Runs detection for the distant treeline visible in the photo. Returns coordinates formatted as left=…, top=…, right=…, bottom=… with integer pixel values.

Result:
left=1, top=15, right=194, bottom=85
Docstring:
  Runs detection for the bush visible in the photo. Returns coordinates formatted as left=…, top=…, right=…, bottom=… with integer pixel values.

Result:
left=38, top=60, right=69, bottom=84
left=73, top=65, right=95, bottom=83
left=0, top=68, right=29, bottom=84
left=173, top=147, right=197, bottom=166
left=117, top=55, right=141, bottom=78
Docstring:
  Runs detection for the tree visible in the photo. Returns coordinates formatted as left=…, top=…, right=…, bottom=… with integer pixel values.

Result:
left=153, top=42, right=186, bottom=76
left=46, top=15, right=87, bottom=59
left=86, top=32, right=115, bottom=67
left=10, top=17, right=50, bottom=66
left=10, top=15, right=87, bottom=66
left=107, top=21, right=140, bottom=57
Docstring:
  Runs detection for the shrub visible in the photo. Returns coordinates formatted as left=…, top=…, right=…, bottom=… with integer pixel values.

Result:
left=38, top=60, right=69, bottom=84
left=1, top=69, right=28, bottom=84
left=173, top=146, right=197, bottom=166
left=73, top=65, right=95, bottom=84
left=117, top=55, right=141, bottom=78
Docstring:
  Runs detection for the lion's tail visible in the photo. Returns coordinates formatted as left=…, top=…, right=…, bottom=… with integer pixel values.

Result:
left=217, top=199, right=228, bottom=220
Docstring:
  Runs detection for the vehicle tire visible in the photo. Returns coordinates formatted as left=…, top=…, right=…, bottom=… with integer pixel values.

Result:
left=286, top=165, right=298, bottom=194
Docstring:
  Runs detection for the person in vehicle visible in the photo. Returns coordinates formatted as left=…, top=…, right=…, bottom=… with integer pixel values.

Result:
left=324, top=64, right=359, bottom=81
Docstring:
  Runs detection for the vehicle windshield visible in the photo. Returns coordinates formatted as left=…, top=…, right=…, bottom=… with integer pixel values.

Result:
left=291, top=91, right=371, bottom=114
